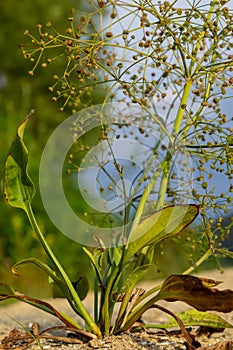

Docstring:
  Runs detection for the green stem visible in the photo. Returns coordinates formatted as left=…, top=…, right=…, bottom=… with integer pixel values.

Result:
left=155, top=151, right=172, bottom=211
left=125, top=84, right=187, bottom=237
left=182, top=248, right=212, bottom=275
left=181, top=2, right=219, bottom=137
left=101, top=266, right=119, bottom=336
left=94, top=276, right=99, bottom=325
left=26, top=204, right=102, bottom=339
left=172, top=78, right=193, bottom=136
left=113, top=283, right=135, bottom=332
left=128, top=159, right=165, bottom=236
left=153, top=77, right=193, bottom=211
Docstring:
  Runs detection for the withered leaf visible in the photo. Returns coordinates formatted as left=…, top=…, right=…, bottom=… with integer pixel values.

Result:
left=159, top=275, right=233, bottom=313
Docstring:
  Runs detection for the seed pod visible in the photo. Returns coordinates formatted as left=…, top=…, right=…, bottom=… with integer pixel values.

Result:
left=97, top=0, right=106, bottom=8
left=106, top=32, right=113, bottom=38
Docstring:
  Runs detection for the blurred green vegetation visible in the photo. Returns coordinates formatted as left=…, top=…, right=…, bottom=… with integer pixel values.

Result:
left=0, top=0, right=101, bottom=296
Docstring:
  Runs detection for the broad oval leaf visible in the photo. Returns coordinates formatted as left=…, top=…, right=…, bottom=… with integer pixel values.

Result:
left=125, top=204, right=199, bottom=262
left=3, top=113, right=35, bottom=211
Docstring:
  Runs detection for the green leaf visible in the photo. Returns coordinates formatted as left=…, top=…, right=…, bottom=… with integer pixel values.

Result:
left=13, top=258, right=89, bottom=301
left=3, top=113, right=35, bottom=211
left=125, top=204, right=199, bottom=261
left=107, top=246, right=122, bottom=266
left=148, top=310, right=232, bottom=329
left=53, top=276, right=89, bottom=301
left=83, top=247, right=103, bottom=287
left=119, top=265, right=150, bottom=298
left=114, top=248, right=154, bottom=332
left=121, top=249, right=154, bottom=294
left=72, top=276, right=89, bottom=301
left=93, top=248, right=105, bottom=269
left=12, top=258, right=66, bottom=289
left=0, top=283, right=15, bottom=296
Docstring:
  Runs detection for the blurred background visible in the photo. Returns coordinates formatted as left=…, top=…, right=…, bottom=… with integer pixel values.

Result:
left=0, top=0, right=232, bottom=299
left=0, top=0, right=98, bottom=297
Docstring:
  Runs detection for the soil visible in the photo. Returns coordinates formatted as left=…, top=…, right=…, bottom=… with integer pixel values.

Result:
left=1, top=268, right=233, bottom=350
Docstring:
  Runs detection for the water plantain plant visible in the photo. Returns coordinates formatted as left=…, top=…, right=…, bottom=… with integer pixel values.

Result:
left=1, top=111, right=233, bottom=343
left=1, top=0, right=233, bottom=345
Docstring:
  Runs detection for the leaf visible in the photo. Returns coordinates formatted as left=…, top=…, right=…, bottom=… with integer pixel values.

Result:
left=198, top=277, right=223, bottom=288
left=72, top=276, right=89, bottom=301
left=121, top=249, right=154, bottom=294
left=93, top=248, right=105, bottom=270
left=12, top=258, right=68, bottom=294
left=0, top=294, right=83, bottom=331
left=53, top=276, right=89, bottom=301
left=13, top=258, right=89, bottom=301
left=148, top=310, right=232, bottom=329
left=12, top=258, right=64, bottom=284
left=3, top=112, right=35, bottom=211
left=120, top=274, right=233, bottom=334
left=0, top=283, right=15, bottom=296
left=114, top=248, right=154, bottom=331
left=107, top=246, right=122, bottom=266
left=125, top=204, right=199, bottom=261
left=83, top=247, right=104, bottom=288
left=159, top=275, right=233, bottom=313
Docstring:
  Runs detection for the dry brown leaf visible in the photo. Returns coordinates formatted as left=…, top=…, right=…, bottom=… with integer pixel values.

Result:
left=160, top=275, right=233, bottom=313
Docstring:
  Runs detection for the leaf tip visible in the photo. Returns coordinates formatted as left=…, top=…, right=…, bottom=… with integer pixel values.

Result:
left=17, top=109, right=35, bottom=138
left=11, top=266, right=20, bottom=277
